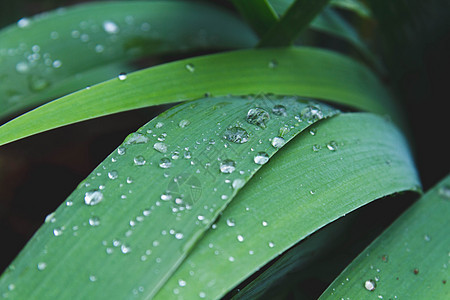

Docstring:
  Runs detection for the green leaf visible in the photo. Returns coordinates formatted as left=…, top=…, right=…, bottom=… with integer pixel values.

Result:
left=319, top=175, right=449, bottom=299
left=0, top=47, right=400, bottom=146
left=231, top=0, right=279, bottom=37
left=0, top=1, right=256, bottom=120
left=259, top=0, right=331, bottom=47
left=155, top=112, right=420, bottom=299
left=0, top=95, right=339, bottom=299
left=330, top=0, right=372, bottom=18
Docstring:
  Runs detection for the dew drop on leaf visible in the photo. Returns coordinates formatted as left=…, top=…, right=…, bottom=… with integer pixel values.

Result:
left=117, top=146, right=126, bottom=155
left=364, top=279, right=376, bottom=291
left=103, top=20, right=119, bottom=34
left=118, top=72, right=127, bottom=81
left=272, top=104, right=287, bottom=116
left=223, top=126, right=249, bottom=144
left=108, top=170, right=118, bottom=180
left=153, top=142, right=168, bottom=153
left=185, top=63, right=195, bottom=73
left=134, top=155, right=146, bottom=166
left=220, top=159, right=236, bottom=174
left=159, top=158, right=172, bottom=169
left=300, top=104, right=324, bottom=123
left=226, top=218, right=236, bottom=227
left=125, top=133, right=148, bottom=144
left=37, top=262, right=47, bottom=271
left=271, top=136, right=285, bottom=148
left=232, top=178, right=245, bottom=190
left=17, top=18, right=31, bottom=28
left=268, top=59, right=278, bottom=68
left=178, top=119, right=190, bottom=128
left=88, top=216, right=100, bottom=227
left=326, top=141, right=338, bottom=151
left=53, top=227, right=63, bottom=236
left=254, top=152, right=269, bottom=165
left=84, top=190, right=103, bottom=206
left=246, top=108, right=270, bottom=128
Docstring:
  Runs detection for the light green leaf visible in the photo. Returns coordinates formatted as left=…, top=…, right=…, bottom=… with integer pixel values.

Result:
left=0, top=47, right=400, bottom=147
left=0, top=1, right=256, bottom=120
left=0, top=95, right=339, bottom=299
left=330, top=0, right=372, bottom=18
left=155, top=113, right=420, bottom=299
left=319, top=175, right=449, bottom=299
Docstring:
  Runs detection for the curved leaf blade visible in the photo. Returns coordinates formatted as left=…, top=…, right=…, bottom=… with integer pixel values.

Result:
left=0, top=1, right=256, bottom=120
left=319, top=175, right=449, bottom=300
left=0, top=96, right=338, bottom=299
left=0, top=47, right=400, bottom=146
left=155, top=113, right=420, bottom=299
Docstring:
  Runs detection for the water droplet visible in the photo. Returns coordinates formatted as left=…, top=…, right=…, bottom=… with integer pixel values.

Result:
left=84, top=190, right=104, bottom=206
left=268, top=59, right=278, bottom=68
left=326, top=141, right=338, bottom=151
left=175, top=233, right=184, bottom=240
left=89, top=216, right=100, bottom=226
left=53, top=227, right=63, bottom=236
left=29, top=75, right=50, bottom=91
left=153, top=142, right=168, bottom=153
left=52, top=60, right=62, bottom=68
left=300, top=105, right=324, bottom=123
left=254, top=152, right=269, bottom=165
left=438, top=185, right=450, bottom=199
left=45, top=212, right=56, bottom=223
left=246, top=108, right=270, bottom=128
left=16, top=61, right=29, bottom=73
left=108, top=170, right=118, bottom=180
left=118, top=72, right=127, bottom=81
left=271, top=136, right=285, bottom=148
left=125, top=133, right=148, bottom=144
left=134, top=155, right=146, bottom=166
left=232, top=178, right=245, bottom=190
left=121, top=244, right=132, bottom=254
left=220, top=159, right=236, bottom=174
left=364, top=279, right=376, bottom=291
left=155, top=122, right=164, bottom=128
left=178, top=279, right=187, bottom=287
left=272, top=104, right=287, bottom=116
left=226, top=218, right=236, bottom=227
left=312, top=144, right=321, bottom=152
left=279, top=125, right=290, bottom=137
left=89, top=275, right=97, bottom=282
left=37, top=262, right=47, bottom=271
left=159, top=158, right=172, bottom=169
left=117, top=146, right=126, bottom=155
left=228, top=256, right=235, bottom=262
left=103, top=20, right=119, bottom=34
left=184, top=150, right=192, bottom=159
left=224, top=126, right=249, bottom=144
left=8, top=283, right=15, bottom=291
left=17, top=18, right=31, bottom=28
left=95, top=44, right=104, bottom=53
left=268, top=241, right=275, bottom=248
left=199, top=292, right=206, bottom=298
left=179, top=119, right=190, bottom=128
left=237, top=235, right=244, bottom=242
left=424, top=234, right=431, bottom=242
left=185, top=63, right=195, bottom=73
left=262, top=221, right=268, bottom=227
left=161, top=192, right=172, bottom=201
left=309, top=128, right=317, bottom=135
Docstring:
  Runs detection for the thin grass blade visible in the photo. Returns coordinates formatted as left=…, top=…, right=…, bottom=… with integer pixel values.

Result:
left=0, top=1, right=256, bottom=120
left=155, top=113, right=421, bottom=299
left=0, top=47, right=400, bottom=147
left=319, top=175, right=449, bottom=299
left=231, top=0, right=278, bottom=37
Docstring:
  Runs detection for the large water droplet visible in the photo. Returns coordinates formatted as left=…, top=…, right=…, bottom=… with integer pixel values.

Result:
left=272, top=104, right=287, bottom=116
left=232, top=179, right=245, bottom=190
left=179, top=119, right=190, bottom=128
left=254, top=152, right=269, bottom=165
left=364, top=279, right=376, bottom=291
left=121, top=244, right=132, bottom=254
left=117, top=146, right=126, bottom=155
left=108, top=170, right=118, bottom=180
left=246, top=108, right=270, bottom=128
left=153, top=142, right=168, bottom=153
left=53, top=227, right=63, bottom=236
left=226, top=218, right=236, bottom=227
left=159, top=158, right=172, bottom=169
left=17, top=18, right=31, bottom=28
left=125, top=133, right=148, bottom=144
left=220, top=159, right=236, bottom=174
left=224, top=126, right=249, bottom=144
left=103, top=20, right=119, bottom=34
left=134, top=155, right=146, bottom=166
left=84, top=190, right=104, bottom=206
left=326, top=141, right=338, bottom=151
left=37, top=262, right=47, bottom=271
left=271, top=136, right=285, bottom=148
left=237, top=235, right=244, bottom=242
left=300, top=104, right=324, bottom=123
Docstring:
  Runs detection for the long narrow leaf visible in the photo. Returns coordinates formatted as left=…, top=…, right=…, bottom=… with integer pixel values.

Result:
left=319, top=175, right=449, bottom=299
left=0, top=1, right=256, bottom=120
left=231, top=0, right=278, bottom=37
left=259, top=0, right=331, bottom=47
left=0, top=47, right=400, bottom=147
left=155, top=113, right=420, bottom=299
left=0, top=96, right=339, bottom=299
